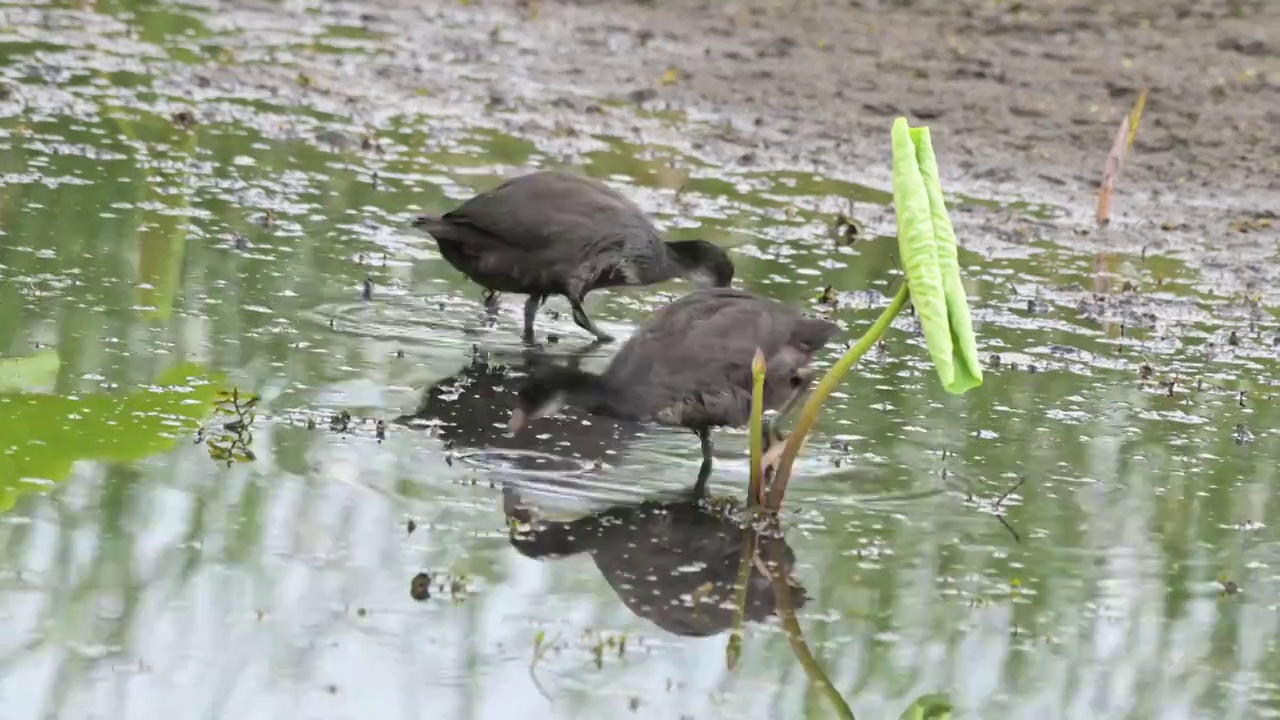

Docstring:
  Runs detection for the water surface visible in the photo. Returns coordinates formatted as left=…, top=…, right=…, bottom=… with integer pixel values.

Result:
left=2, top=1, right=1279, bottom=719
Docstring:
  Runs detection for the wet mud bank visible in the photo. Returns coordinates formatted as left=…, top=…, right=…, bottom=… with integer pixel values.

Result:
left=215, top=0, right=1279, bottom=297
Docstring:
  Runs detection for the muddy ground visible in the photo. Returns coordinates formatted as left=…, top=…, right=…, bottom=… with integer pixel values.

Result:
left=222, top=0, right=1278, bottom=297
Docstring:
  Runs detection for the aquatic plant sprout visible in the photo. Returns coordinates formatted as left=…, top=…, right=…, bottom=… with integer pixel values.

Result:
left=761, top=117, right=983, bottom=509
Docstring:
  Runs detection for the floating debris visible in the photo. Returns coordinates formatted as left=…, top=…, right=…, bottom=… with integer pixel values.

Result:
left=171, top=109, right=198, bottom=129
left=410, top=572, right=432, bottom=601
left=831, top=204, right=863, bottom=246
left=1234, top=424, right=1253, bottom=445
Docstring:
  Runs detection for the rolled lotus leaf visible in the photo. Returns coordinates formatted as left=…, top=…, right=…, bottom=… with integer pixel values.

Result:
left=891, top=117, right=983, bottom=394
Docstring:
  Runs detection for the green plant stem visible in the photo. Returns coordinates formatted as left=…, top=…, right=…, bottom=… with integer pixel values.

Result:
left=766, top=282, right=911, bottom=510
left=725, top=528, right=757, bottom=670
left=747, top=350, right=767, bottom=506
left=763, top=539, right=855, bottom=720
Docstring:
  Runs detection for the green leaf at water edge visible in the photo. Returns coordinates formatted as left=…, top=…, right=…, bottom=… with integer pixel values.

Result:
left=890, top=117, right=982, bottom=394
left=0, top=349, right=61, bottom=393
left=0, top=362, right=223, bottom=513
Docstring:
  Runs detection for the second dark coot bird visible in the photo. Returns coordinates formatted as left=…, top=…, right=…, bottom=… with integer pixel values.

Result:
left=410, top=170, right=736, bottom=343
left=508, top=286, right=841, bottom=492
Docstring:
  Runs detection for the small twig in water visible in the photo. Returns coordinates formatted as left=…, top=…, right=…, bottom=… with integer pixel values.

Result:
left=997, top=515, right=1021, bottom=544
left=993, top=476, right=1026, bottom=510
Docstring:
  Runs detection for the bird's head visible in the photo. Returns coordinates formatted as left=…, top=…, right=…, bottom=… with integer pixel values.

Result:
left=666, top=240, right=735, bottom=288
left=508, top=366, right=603, bottom=433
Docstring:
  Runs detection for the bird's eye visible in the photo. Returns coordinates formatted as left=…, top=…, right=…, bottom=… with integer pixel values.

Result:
left=789, top=374, right=804, bottom=388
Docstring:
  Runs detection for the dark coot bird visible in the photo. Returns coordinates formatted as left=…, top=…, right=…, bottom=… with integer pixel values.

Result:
left=508, top=286, right=841, bottom=492
left=502, top=485, right=808, bottom=638
left=410, top=170, right=736, bottom=343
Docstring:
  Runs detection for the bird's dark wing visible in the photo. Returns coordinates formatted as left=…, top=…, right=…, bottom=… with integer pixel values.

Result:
left=441, top=171, right=660, bottom=256
left=604, top=289, right=840, bottom=426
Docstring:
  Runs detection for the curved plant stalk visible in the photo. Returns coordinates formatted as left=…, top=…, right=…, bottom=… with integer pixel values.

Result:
left=766, top=282, right=910, bottom=510
left=724, top=527, right=757, bottom=670
left=762, top=539, right=855, bottom=720
left=747, top=348, right=767, bottom=506
left=765, top=118, right=983, bottom=511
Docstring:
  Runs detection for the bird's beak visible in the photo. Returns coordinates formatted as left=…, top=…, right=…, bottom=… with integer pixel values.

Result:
left=508, top=408, right=526, bottom=434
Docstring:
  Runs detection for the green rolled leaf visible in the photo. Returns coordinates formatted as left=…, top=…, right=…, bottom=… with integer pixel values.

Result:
left=891, top=117, right=983, bottom=394
left=914, top=127, right=982, bottom=392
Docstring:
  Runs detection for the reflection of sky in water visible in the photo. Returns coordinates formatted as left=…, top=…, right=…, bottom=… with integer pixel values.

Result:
left=1, top=0, right=1279, bottom=718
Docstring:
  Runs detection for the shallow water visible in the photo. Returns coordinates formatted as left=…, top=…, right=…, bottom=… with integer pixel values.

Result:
left=3, top=1, right=1280, bottom=718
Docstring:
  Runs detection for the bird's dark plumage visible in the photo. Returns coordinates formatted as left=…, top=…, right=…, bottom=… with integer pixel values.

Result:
left=411, top=170, right=736, bottom=343
left=510, top=287, right=841, bottom=490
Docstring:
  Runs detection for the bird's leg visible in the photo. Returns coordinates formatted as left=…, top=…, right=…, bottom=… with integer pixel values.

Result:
left=568, top=297, right=615, bottom=343
left=522, top=294, right=543, bottom=344
left=482, top=289, right=502, bottom=314
left=692, top=427, right=713, bottom=498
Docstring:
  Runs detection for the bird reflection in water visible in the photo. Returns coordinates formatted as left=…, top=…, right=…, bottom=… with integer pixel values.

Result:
left=501, top=484, right=808, bottom=638
left=393, top=343, right=644, bottom=489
